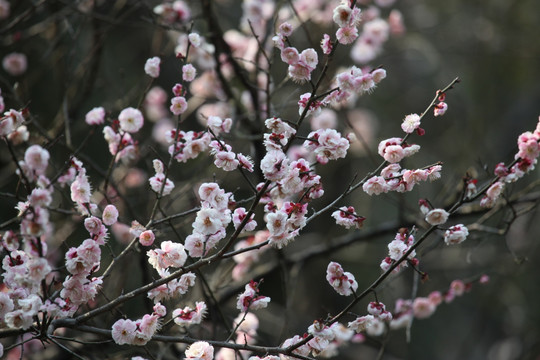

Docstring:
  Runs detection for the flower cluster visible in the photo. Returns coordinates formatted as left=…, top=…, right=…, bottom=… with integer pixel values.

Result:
left=363, top=162, right=442, bottom=195
left=480, top=116, right=540, bottom=207
left=265, top=201, right=307, bottom=249
left=148, top=159, right=175, bottom=196
left=331, top=206, right=366, bottom=229
left=172, top=301, right=207, bottom=326
left=273, top=23, right=318, bottom=83
left=303, top=128, right=350, bottom=165
left=380, top=229, right=418, bottom=273
left=111, top=306, right=164, bottom=346
left=326, top=261, right=358, bottom=296
left=237, top=280, right=271, bottom=312
left=184, top=182, right=233, bottom=257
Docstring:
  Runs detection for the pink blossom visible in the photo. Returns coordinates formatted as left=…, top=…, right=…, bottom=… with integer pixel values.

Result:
left=372, top=68, right=387, bottom=83
left=413, top=297, right=436, bottom=319
left=450, top=279, right=466, bottom=296
left=182, top=63, right=197, bottom=82
left=24, top=145, right=49, bottom=175
left=0, top=292, right=14, bottom=318
left=401, top=113, right=421, bottom=133
left=326, top=262, right=358, bottom=296
left=237, top=153, right=254, bottom=172
left=214, top=151, right=239, bottom=171
left=428, top=291, right=443, bottom=306
left=300, top=48, right=318, bottom=69
left=281, top=335, right=311, bottom=357
left=170, top=96, right=188, bottom=115
left=333, top=4, right=352, bottom=27
left=144, top=56, right=161, bottom=78
left=118, top=107, right=144, bottom=133
left=237, top=280, right=271, bottom=312
left=188, top=33, right=201, bottom=47
left=185, top=341, right=214, bottom=360
left=85, top=107, right=106, bottom=125
left=281, top=47, right=300, bottom=65
left=139, top=230, right=155, bottom=246
left=2, top=52, right=27, bottom=76
left=232, top=207, right=257, bottom=232
left=366, top=318, right=385, bottom=336
left=288, top=63, right=312, bottom=83
left=336, top=26, right=359, bottom=45
left=102, top=204, right=119, bottom=226
left=348, top=315, right=375, bottom=333
left=4, top=309, right=34, bottom=329
left=362, top=176, right=389, bottom=195
left=112, top=318, right=137, bottom=345
left=278, top=22, right=293, bottom=36
left=193, top=207, right=226, bottom=235
left=70, top=173, right=92, bottom=204
left=434, top=101, right=448, bottom=116
left=331, top=206, right=366, bottom=229
left=367, top=302, right=386, bottom=317
left=425, top=208, right=449, bottom=226
left=443, top=224, right=469, bottom=245
left=321, top=34, right=333, bottom=55
left=260, top=150, right=288, bottom=181
left=173, top=301, right=207, bottom=326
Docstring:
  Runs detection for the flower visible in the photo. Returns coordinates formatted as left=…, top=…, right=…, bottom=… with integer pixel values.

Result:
left=424, top=208, right=449, bottom=226
left=443, top=224, right=469, bottom=245
left=185, top=341, right=214, bottom=360
left=102, top=204, right=119, bottom=226
left=111, top=319, right=137, bottom=345
left=144, top=56, right=161, bottom=78
left=170, top=96, right=188, bottom=115
left=2, top=52, right=27, bottom=76
left=237, top=281, right=271, bottom=312
left=118, top=107, right=144, bottom=133
left=401, top=113, right=421, bottom=133
left=413, top=297, right=436, bottom=319
left=85, top=107, right=106, bottom=125
left=139, top=230, right=155, bottom=246
left=182, top=64, right=197, bottom=82
left=326, top=262, right=358, bottom=296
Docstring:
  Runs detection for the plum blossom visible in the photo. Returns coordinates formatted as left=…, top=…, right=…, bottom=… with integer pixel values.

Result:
left=139, top=230, right=155, bottom=247
left=237, top=280, right=271, bottom=312
left=412, top=297, right=436, bottom=319
left=2, top=52, right=27, bottom=76
left=182, top=64, right=197, bottom=82
left=362, top=176, right=389, bottom=195
left=303, top=128, right=350, bottom=165
left=173, top=302, right=207, bottom=326
left=85, top=107, right=106, bottom=125
left=425, top=208, right=449, bottom=226
left=170, top=96, right=188, bottom=115
left=188, top=33, right=201, bottom=47
left=331, top=206, right=366, bottom=229
left=147, top=241, right=187, bottom=271
left=185, top=341, right=214, bottom=360
left=119, top=107, right=144, bottom=133
left=401, top=113, right=421, bottom=133
left=232, top=207, right=257, bottom=232
left=102, top=204, right=119, bottom=226
left=443, top=224, right=469, bottom=245
left=144, top=56, right=161, bottom=78
left=111, top=319, right=137, bottom=345
left=326, top=262, right=358, bottom=296
left=149, top=159, right=175, bottom=196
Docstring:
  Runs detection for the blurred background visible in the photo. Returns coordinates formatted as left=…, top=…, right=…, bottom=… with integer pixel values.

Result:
left=0, top=0, right=539, bottom=359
